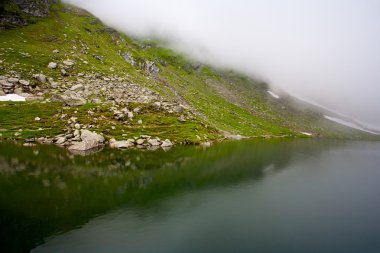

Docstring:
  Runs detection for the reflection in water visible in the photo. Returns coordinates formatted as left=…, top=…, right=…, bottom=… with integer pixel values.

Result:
left=1, top=140, right=378, bottom=253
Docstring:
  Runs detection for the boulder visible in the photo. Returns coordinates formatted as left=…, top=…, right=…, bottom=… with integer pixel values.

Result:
left=177, top=115, right=186, bottom=123
left=68, top=130, right=104, bottom=151
left=34, top=74, right=47, bottom=83
left=173, top=105, right=184, bottom=114
left=109, top=140, right=135, bottom=149
left=52, top=94, right=86, bottom=107
left=8, top=77, right=19, bottom=83
left=161, top=139, right=173, bottom=147
left=133, top=107, right=142, bottom=114
left=0, top=80, right=14, bottom=87
left=121, top=52, right=135, bottom=65
left=19, top=80, right=30, bottom=86
left=136, top=139, right=145, bottom=145
left=127, top=111, right=134, bottom=119
left=81, top=130, right=105, bottom=143
left=63, top=60, right=75, bottom=67
left=148, top=138, right=161, bottom=146
left=55, top=137, right=66, bottom=145
left=70, top=84, right=84, bottom=91
left=14, top=88, right=23, bottom=94
left=48, top=62, right=58, bottom=69
left=61, top=69, right=68, bottom=76
left=145, top=61, right=159, bottom=74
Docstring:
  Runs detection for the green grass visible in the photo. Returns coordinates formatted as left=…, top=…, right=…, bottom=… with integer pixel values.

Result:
left=0, top=101, right=65, bottom=138
left=0, top=101, right=220, bottom=143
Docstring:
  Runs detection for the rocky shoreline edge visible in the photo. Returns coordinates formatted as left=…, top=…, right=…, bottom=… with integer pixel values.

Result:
left=0, top=129, right=220, bottom=155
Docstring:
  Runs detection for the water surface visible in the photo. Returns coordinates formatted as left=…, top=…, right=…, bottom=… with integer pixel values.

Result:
left=0, top=139, right=380, bottom=253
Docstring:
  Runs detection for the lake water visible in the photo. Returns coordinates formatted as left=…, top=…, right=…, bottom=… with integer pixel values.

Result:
left=1, top=139, right=380, bottom=253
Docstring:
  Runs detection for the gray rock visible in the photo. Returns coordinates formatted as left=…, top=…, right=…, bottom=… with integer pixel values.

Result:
left=133, top=107, right=142, bottom=114
left=145, top=61, right=159, bottom=74
left=55, top=137, right=66, bottom=145
left=8, top=77, right=19, bottom=83
left=93, top=55, right=103, bottom=61
left=52, top=94, right=86, bottom=107
left=53, top=49, right=60, bottom=54
left=70, top=84, right=84, bottom=91
left=81, top=130, right=105, bottom=143
left=173, top=105, right=184, bottom=114
left=121, top=52, right=135, bottom=65
left=68, top=130, right=104, bottom=151
left=148, top=138, right=161, bottom=146
left=73, top=129, right=80, bottom=137
left=0, top=80, right=14, bottom=87
left=48, top=62, right=57, bottom=69
left=14, top=88, right=23, bottom=95
left=63, top=60, right=75, bottom=67
left=127, top=111, right=134, bottom=119
left=109, top=140, right=134, bottom=149
left=19, top=80, right=30, bottom=86
left=161, top=139, right=173, bottom=147
left=0, top=90, right=5, bottom=96
left=177, top=115, right=186, bottom=123
left=34, top=74, right=47, bottom=83
left=136, top=139, right=145, bottom=145
left=61, top=69, right=68, bottom=76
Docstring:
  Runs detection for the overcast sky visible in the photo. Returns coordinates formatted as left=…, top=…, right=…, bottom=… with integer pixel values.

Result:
left=65, top=0, right=380, bottom=127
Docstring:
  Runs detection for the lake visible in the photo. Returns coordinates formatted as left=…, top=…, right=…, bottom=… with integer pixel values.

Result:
left=1, top=139, right=380, bottom=253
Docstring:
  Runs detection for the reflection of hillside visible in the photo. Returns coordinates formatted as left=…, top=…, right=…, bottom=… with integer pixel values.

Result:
left=0, top=140, right=342, bottom=253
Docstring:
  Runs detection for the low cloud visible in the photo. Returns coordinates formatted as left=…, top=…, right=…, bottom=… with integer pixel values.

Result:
left=65, top=0, right=380, bottom=127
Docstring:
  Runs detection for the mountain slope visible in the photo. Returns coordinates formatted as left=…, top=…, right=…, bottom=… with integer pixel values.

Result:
left=0, top=1, right=377, bottom=146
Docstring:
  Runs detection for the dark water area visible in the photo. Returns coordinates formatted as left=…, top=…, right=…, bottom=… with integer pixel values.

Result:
left=0, top=139, right=380, bottom=253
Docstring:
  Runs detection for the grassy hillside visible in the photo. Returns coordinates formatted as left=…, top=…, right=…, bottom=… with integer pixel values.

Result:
left=0, top=2, right=376, bottom=145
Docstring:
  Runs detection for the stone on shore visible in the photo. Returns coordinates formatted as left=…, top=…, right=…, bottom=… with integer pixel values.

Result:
left=68, top=130, right=104, bottom=151
left=161, top=139, right=173, bottom=147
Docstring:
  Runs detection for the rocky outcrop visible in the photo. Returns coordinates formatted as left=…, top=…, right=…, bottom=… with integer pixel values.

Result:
left=1, top=0, right=57, bottom=29
left=0, top=76, right=31, bottom=95
left=145, top=61, right=159, bottom=74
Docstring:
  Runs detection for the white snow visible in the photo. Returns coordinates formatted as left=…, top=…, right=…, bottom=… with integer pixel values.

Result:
left=0, top=94, right=26, bottom=102
left=267, top=91, right=280, bottom=99
left=324, top=115, right=379, bottom=135
left=300, top=132, right=313, bottom=136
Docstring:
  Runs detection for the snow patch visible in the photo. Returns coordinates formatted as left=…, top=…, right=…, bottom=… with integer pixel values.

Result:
left=267, top=91, right=280, bottom=99
left=0, top=94, right=26, bottom=102
left=324, top=115, right=379, bottom=135
left=300, top=132, right=313, bottom=136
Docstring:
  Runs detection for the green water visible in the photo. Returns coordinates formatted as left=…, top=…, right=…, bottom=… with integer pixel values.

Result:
left=1, top=139, right=380, bottom=253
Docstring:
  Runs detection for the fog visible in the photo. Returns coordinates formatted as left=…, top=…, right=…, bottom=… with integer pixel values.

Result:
left=65, top=0, right=380, bottom=127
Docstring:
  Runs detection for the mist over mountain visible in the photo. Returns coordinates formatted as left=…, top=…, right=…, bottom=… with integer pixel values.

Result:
left=64, top=0, right=380, bottom=127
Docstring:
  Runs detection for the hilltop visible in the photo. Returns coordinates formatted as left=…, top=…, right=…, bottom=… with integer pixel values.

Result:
left=0, top=1, right=377, bottom=151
